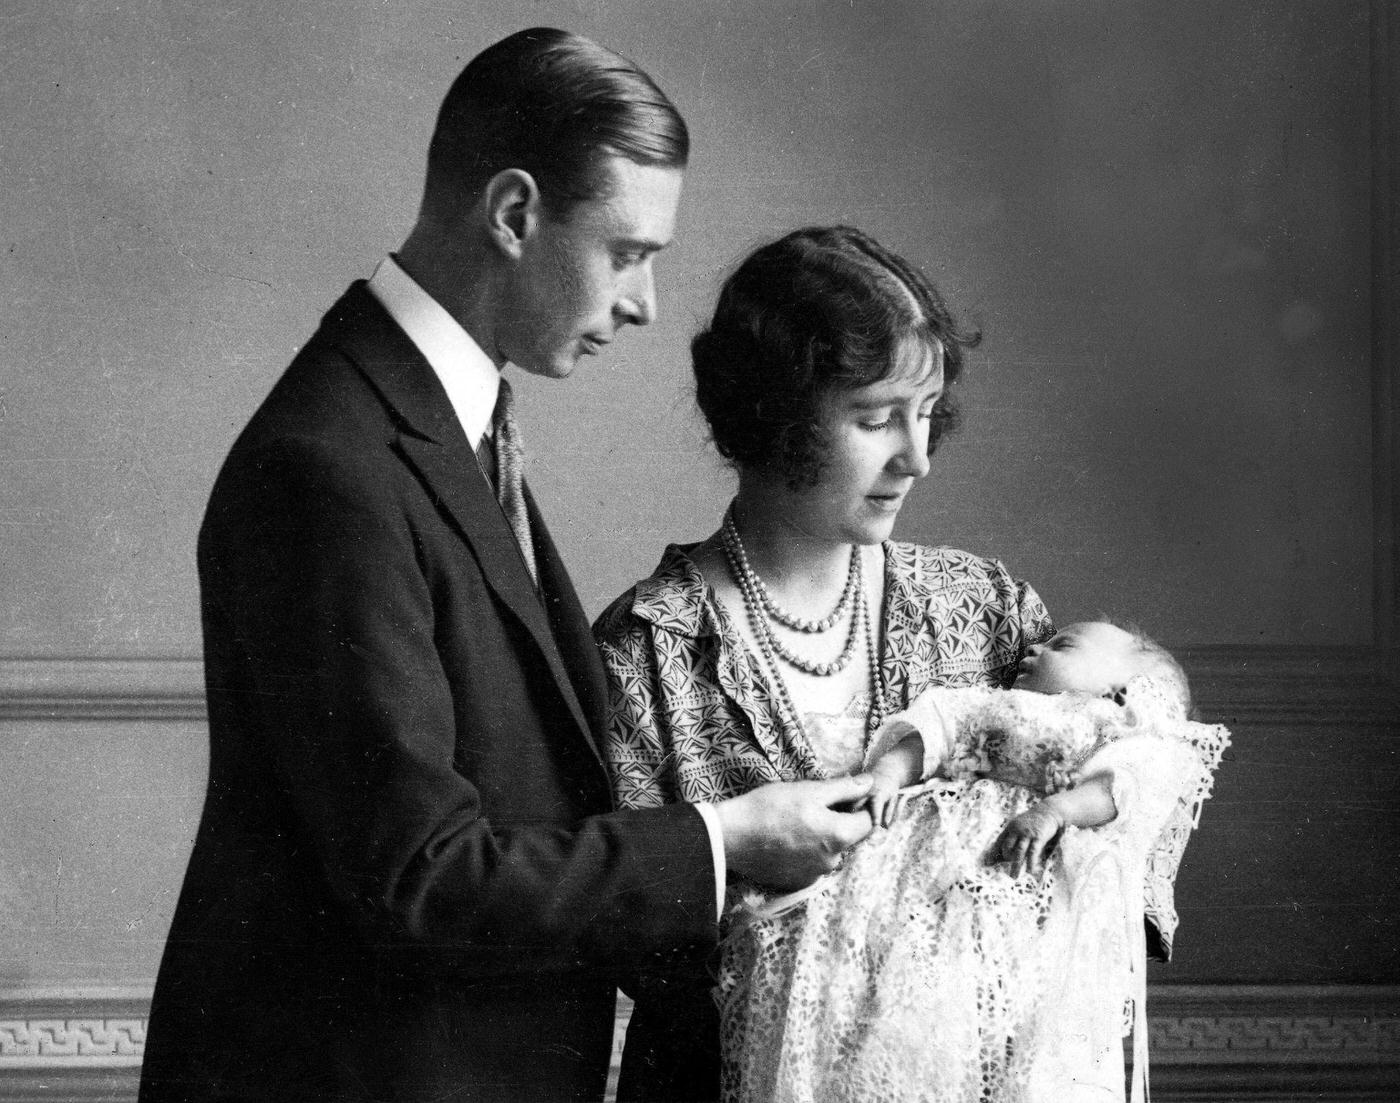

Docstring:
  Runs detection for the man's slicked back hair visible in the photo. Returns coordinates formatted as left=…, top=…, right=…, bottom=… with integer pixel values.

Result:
left=422, top=27, right=688, bottom=219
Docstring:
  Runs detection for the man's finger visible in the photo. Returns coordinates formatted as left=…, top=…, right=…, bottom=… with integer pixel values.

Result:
left=816, top=773, right=873, bottom=807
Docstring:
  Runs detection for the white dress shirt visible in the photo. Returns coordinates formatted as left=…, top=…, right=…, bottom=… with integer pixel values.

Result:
left=366, top=256, right=726, bottom=920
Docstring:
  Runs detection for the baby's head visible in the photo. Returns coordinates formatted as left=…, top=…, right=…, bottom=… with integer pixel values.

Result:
left=1013, top=621, right=1190, bottom=712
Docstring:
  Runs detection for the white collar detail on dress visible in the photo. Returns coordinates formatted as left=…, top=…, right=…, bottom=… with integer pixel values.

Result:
left=367, top=255, right=500, bottom=449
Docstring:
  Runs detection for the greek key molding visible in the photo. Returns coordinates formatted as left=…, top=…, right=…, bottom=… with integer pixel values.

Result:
left=0, top=1019, right=145, bottom=1068
left=1147, top=985, right=1400, bottom=1064
left=0, top=987, right=149, bottom=1070
left=0, top=985, right=1395, bottom=1100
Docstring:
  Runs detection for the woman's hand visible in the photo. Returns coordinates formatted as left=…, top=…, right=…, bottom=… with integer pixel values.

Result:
left=994, top=801, right=1066, bottom=879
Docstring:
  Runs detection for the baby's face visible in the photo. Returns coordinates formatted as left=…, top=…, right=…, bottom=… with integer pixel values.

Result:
left=1013, top=621, right=1139, bottom=696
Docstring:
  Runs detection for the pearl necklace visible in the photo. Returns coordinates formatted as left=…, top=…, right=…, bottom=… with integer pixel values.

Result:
left=720, top=507, right=888, bottom=741
left=720, top=512, right=862, bottom=676
left=723, top=515, right=860, bottom=633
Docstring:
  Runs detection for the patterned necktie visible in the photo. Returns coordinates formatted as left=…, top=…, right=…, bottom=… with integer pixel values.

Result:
left=483, top=378, right=537, bottom=585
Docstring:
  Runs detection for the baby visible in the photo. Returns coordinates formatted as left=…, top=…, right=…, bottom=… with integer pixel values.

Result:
left=721, top=622, right=1225, bottom=1103
left=860, top=621, right=1192, bottom=878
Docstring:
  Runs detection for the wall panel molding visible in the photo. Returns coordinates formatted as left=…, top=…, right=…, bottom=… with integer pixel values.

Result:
left=1176, top=646, right=1398, bottom=727
left=1, top=648, right=1395, bottom=727
left=0, top=659, right=203, bottom=721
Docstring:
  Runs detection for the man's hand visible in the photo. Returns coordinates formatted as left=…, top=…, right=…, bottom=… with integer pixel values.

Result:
left=714, top=775, right=875, bottom=891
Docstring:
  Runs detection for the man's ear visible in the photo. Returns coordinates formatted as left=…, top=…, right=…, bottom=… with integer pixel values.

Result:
left=482, top=168, right=541, bottom=258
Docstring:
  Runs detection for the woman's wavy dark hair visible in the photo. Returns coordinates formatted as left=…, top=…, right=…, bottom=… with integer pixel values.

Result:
left=693, top=226, right=979, bottom=487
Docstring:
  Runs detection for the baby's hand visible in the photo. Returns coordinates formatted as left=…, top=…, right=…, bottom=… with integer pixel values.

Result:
left=862, top=761, right=910, bottom=829
left=994, top=802, right=1066, bottom=879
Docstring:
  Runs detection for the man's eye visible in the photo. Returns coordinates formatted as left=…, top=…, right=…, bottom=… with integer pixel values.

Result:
left=861, top=418, right=892, bottom=431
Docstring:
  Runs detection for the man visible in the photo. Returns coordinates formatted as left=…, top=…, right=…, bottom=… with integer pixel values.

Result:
left=140, top=28, right=873, bottom=1103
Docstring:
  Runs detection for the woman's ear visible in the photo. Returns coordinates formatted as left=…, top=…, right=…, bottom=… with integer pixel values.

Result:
left=482, top=168, right=541, bottom=258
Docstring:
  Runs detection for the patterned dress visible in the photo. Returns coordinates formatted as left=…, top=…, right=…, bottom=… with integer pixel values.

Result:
left=594, top=540, right=1054, bottom=1098
left=596, top=541, right=1055, bottom=802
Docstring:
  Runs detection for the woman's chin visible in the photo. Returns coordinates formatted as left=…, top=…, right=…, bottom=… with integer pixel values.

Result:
left=845, top=506, right=901, bottom=544
left=843, top=520, right=896, bottom=546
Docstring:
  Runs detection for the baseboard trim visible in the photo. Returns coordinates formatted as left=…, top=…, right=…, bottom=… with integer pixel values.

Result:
left=5, top=985, right=1391, bottom=1101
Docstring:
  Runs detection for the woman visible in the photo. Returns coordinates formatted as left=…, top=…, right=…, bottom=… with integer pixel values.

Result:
left=594, top=227, right=1196, bottom=1101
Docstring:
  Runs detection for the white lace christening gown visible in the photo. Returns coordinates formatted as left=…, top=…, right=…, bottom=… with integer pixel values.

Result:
left=716, top=679, right=1228, bottom=1103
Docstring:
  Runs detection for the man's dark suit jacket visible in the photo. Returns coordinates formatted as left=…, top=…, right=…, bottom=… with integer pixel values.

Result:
left=139, top=284, right=717, bottom=1103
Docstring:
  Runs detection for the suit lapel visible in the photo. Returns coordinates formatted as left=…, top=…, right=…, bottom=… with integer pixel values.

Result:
left=396, top=434, right=598, bottom=756
left=528, top=487, right=609, bottom=758
left=329, top=285, right=599, bottom=757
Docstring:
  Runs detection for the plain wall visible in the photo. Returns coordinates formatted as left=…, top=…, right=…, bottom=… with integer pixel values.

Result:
left=1, top=0, right=1392, bottom=1018
left=0, top=0, right=1374, bottom=656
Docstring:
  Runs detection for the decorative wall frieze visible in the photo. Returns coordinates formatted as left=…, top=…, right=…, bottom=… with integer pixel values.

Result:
left=0, top=987, right=148, bottom=1074
left=1148, top=984, right=1400, bottom=1063
left=3, top=982, right=1397, bottom=1099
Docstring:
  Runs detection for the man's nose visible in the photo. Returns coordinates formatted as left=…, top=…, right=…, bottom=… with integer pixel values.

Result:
left=617, top=263, right=657, bottom=326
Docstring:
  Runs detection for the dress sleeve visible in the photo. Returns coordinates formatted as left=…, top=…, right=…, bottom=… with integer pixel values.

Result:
left=865, top=684, right=1110, bottom=792
left=1077, top=677, right=1231, bottom=960
left=862, top=688, right=958, bottom=778
left=902, top=687, right=1104, bottom=791
left=594, top=603, right=683, bottom=811
left=1015, top=577, right=1056, bottom=652
left=1076, top=677, right=1230, bottom=849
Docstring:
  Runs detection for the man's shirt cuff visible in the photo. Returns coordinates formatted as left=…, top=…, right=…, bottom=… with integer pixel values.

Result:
left=692, top=802, right=727, bottom=921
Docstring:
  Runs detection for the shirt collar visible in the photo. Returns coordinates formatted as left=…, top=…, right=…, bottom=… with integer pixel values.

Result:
left=367, top=255, right=499, bottom=449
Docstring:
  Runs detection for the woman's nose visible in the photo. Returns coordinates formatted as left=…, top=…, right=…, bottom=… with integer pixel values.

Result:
left=894, top=430, right=931, bottom=479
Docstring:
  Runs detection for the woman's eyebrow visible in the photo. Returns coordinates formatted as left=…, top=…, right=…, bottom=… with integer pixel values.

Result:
left=848, top=395, right=899, bottom=410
